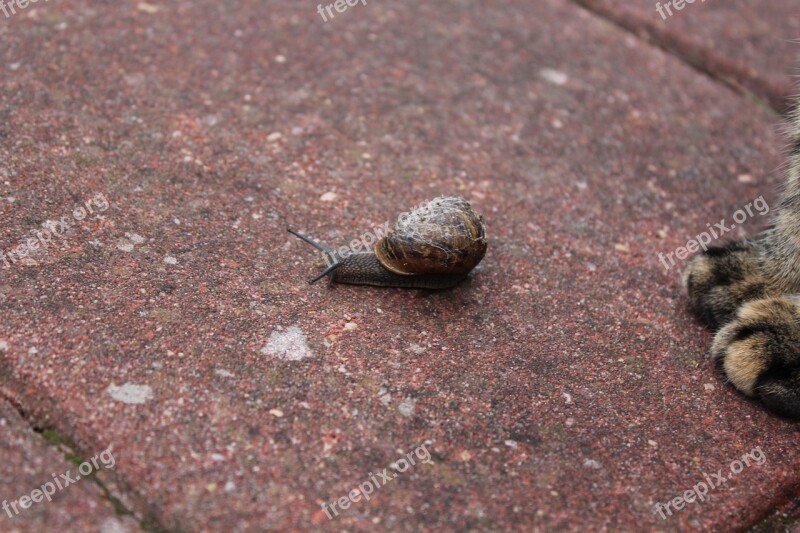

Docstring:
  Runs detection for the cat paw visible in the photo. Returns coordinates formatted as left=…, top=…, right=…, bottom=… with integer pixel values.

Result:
left=711, top=296, right=800, bottom=418
left=682, top=240, right=768, bottom=330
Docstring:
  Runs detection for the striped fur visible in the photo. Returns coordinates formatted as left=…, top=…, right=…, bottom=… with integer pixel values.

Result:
left=683, top=100, right=800, bottom=418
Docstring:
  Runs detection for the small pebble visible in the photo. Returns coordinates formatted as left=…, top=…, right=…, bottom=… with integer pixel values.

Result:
left=320, top=192, right=338, bottom=202
left=540, top=68, right=568, bottom=86
left=136, top=2, right=159, bottom=13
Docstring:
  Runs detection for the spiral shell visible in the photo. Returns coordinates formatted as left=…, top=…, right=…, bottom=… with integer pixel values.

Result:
left=374, top=196, right=487, bottom=276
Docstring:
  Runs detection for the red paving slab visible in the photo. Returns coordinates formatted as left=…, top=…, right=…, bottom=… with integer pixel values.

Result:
left=0, top=400, right=138, bottom=532
left=0, top=0, right=798, bottom=531
left=574, top=0, right=799, bottom=113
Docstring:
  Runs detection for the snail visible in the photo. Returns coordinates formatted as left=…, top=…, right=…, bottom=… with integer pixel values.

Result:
left=287, top=196, right=487, bottom=289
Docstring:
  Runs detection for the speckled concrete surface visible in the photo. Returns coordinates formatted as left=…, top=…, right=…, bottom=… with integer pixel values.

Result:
left=575, top=0, right=798, bottom=112
left=1, top=0, right=799, bottom=531
left=0, top=400, right=138, bottom=532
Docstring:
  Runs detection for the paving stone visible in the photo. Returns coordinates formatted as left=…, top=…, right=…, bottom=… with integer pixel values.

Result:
left=0, top=0, right=796, bottom=530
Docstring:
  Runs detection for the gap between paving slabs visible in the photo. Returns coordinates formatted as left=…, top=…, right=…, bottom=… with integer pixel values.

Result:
left=36, top=428, right=146, bottom=530
left=570, top=0, right=793, bottom=115
left=0, top=370, right=169, bottom=532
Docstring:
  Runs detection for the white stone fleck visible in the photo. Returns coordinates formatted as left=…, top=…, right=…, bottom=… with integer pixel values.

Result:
left=129, top=233, right=145, bottom=244
left=320, top=191, right=338, bottom=202
left=408, top=343, right=426, bottom=355
left=0, top=340, right=6, bottom=351
left=505, top=440, right=518, bottom=448
left=215, top=369, right=235, bottom=378
left=116, top=240, right=134, bottom=252
left=137, top=2, right=159, bottom=14
left=107, top=383, right=154, bottom=405
left=397, top=397, right=416, bottom=417
left=163, top=255, right=178, bottom=265
left=378, top=387, right=392, bottom=407
left=100, top=517, right=133, bottom=533
left=269, top=409, right=284, bottom=417
left=267, top=132, right=283, bottom=142
left=584, top=459, right=602, bottom=469
left=261, top=326, right=312, bottom=361
left=275, top=55, right=287, bottom=64
left=540, top=68, right=569, bottom=86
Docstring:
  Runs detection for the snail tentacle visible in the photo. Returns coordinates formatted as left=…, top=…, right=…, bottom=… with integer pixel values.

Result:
left=287, top=227, right=335, bottom=254
left=287, top=227, right=344, bottom=284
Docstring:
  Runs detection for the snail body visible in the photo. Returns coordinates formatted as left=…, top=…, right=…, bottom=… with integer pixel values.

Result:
left=288, top=196, right=487, bottom=289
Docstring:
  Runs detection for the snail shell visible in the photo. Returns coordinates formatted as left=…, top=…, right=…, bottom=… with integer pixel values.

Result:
left=288, top=196, right=487, bottom=289
left=375, top=196, right=487, bottom=276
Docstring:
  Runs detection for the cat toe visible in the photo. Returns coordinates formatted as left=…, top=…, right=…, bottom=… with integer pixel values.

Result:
left=683, top=240, right=767, bottom=330
left=711, top=296, right=800, bottom=417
